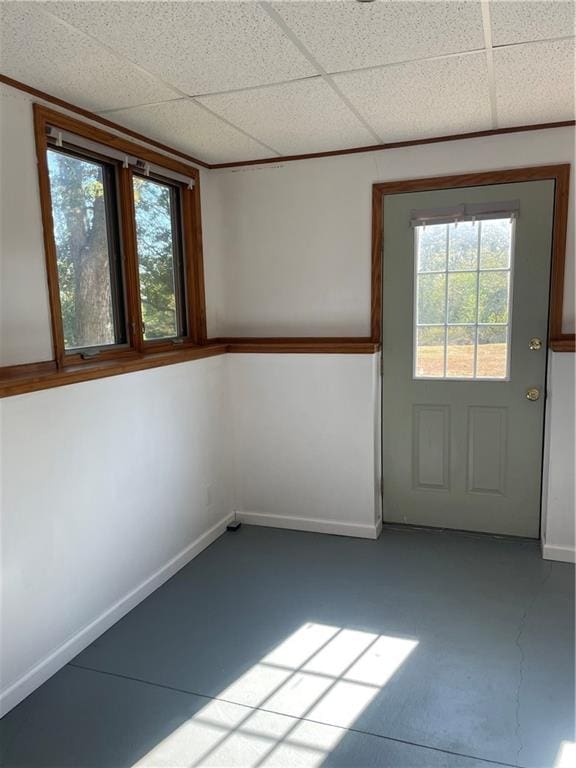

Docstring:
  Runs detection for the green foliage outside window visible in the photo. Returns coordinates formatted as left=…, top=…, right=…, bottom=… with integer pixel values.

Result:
left=47, top=149, right=183, bottom=350
left=133, top=177, right=179, bottom=340
left=417, top=219, right=512, bottom=338
left=47, top=150, right=115, bottom=350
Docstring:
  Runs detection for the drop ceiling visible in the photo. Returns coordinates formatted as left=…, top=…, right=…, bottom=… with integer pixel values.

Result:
left=1, top=1, right=574, bottom=165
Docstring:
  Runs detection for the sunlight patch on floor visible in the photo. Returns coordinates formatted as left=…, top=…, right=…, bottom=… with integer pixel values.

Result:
left=555, top=740, right=576, bottom=768
left=133, top=622, right=418, bottom=767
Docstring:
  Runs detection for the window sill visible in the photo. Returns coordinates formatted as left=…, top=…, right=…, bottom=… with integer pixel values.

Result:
left=0, top=344, right=228, bottom=398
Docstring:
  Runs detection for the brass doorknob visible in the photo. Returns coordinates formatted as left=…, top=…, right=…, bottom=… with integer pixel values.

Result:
left=529, top=337, right=543, bottom=351
left=526, top=387, right=541, bottom=401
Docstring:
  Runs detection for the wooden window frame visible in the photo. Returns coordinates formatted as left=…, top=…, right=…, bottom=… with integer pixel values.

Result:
left=371, top=165, right=574, bottom=352
left=130, top=169, right=196, bottom=353
left=34, top=104, right=207, bottom=369
left=45, top=141, right=132, bottom=361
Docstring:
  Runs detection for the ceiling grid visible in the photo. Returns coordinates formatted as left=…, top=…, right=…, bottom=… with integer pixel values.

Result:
left=0, top=0, right=574, bottom=163
left=480, top=0, right=500, bottom=128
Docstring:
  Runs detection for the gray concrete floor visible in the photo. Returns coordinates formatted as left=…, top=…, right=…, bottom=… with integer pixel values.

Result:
left=0, top=525, right=574, bottom=768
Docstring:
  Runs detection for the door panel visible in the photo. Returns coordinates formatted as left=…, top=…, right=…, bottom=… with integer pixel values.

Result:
left=412, top=404, right=450, bottom=490
left=382, top=180, right=555, bottom=537
left=466, top=406, right=507, bottom=495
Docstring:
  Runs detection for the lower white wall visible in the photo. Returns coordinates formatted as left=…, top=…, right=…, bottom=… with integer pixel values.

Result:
left=228, top=351, right=575, bottom=560
left=0, top=355, right=232, bottom=715
left=228, top=354, right=381, bottom=539
left=542, top=353, right=576, bottom=563
left=1, top=350, right=572, bottom=718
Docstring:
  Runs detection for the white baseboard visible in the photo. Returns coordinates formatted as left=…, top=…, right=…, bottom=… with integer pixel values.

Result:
left=541, top=540, right=576, bottom=564
left=0, top=512, right=234, bottom=717
left=235, top=511, right=381, bottom=540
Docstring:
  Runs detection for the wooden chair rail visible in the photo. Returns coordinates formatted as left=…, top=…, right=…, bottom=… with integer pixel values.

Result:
left=0, top=340, right=381, bottom=397
left=0, top=345, right=228, bottom=398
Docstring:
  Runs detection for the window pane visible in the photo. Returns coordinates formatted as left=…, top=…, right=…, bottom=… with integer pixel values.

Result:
left=133, top=177, right=182, bottom=341
left=448, top=221, right=478, bottom=270
left=413, top=217, right=513, bottom=382
left=417, top=224, right=447, bottom=272
left=415, top=326, right=445, bottom=377
left=417, top=274, right=446, bottom=324
left=47, top=149, right=118, bottom=350
left=447, top=272, right=477, bottom=324
left=480, top=219, right=512, bottom=269
left=446, top=326, right=475, bottom=378
left=478, top=271, right=510, bottom=323
left=477, top=326, right=508, bottom=378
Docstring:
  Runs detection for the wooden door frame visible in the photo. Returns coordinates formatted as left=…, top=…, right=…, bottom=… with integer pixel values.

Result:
left=371, top=165, right=573, bottom=351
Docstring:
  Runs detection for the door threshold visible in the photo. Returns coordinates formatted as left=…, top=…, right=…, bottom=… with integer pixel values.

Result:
left=381, top=521, right=538, bottom=544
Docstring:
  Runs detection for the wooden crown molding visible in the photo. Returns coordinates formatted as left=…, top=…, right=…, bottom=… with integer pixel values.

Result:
left=2, top=74, right=574, bottom=170
left=211, top=121, right=576, bottom=169
left=0, top=74, right=210, bottom=169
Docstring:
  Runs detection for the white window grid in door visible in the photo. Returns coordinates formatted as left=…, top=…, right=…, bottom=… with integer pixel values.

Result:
left=413, top=217, right=515, bottom=381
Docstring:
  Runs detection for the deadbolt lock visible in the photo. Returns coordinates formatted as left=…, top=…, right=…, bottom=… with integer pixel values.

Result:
left=529, top=337, right=543, bottom=351
left=526, top=387, right=541, bottom=401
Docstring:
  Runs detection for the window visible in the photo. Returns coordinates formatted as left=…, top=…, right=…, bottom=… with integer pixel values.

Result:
left=133, top=175, right=186, bottom=341
left=47, top=148, right=126, bottom=352
left=414, top=217, right=514, bottom=380
left=35, top=105, right=204, bottom=367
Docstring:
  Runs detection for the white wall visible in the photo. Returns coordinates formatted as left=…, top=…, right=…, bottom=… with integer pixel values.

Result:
left=0, top=85, right=53, bottom=364
left=206, top=127, right=575, bottom=337
left=228, top=353, right=381, bottom=539
left=542, top=353, right=576, bottom=563
left=0, top=87, right=235, bottom=714
left=207, top=126, right=575, bottom=562
left=0, top=356, right=232, bottom=714
left=0, top=81, right=574, bottom=720
left=0, top=83, right=377, bottom=719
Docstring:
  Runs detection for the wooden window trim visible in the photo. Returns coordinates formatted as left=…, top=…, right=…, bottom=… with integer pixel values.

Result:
left=371, top=165, right=574, bottom=352
left=33, top=104, right=207, bottom=367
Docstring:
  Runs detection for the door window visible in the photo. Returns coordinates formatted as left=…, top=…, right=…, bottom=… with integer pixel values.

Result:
left=414, top=218, right=514, bottom=380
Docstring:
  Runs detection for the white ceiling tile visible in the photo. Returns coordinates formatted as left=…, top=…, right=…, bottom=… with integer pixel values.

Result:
left=273, top=1, right=485, bottom=73
left=105, top=100, right=276, bottom=165
left=0, top=3, right=178, bottom=111
left=333, top=53, right=492, bottom=143
left=494, top=38, right=575, bottom=125
left=490, top=0, right=575, bottom=47
left=44, top=1, right=317, bottom=96
left=197, top=78, right=376, bottom=155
